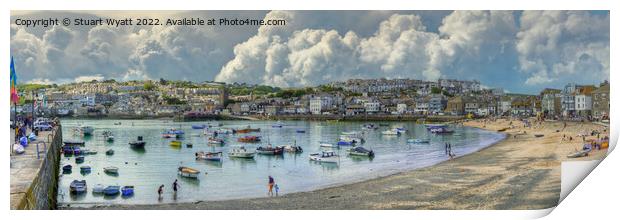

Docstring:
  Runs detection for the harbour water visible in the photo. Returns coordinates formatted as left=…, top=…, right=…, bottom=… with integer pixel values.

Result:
left=57, top=119, right=505, bottom=207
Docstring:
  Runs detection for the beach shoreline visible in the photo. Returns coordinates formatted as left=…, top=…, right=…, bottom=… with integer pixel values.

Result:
left=63, top=118, right=608, bottom=210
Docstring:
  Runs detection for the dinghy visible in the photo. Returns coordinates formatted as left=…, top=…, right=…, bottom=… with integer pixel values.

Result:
left=309, top=151, right=340, bottom=163
left=178, top=166, right=201, bottom=178
left=228, top=147, right=256, bottom=159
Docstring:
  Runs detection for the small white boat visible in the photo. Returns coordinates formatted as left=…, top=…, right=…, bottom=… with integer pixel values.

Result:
left=178, top=166, right=201, bottom=178
left=207, top=137, right=225, bottom=145
left=319, top=142, right=335, bottom=148
left=92, top=184, right=105, bottom=194
left=103, top=166, right=119, bottom=174
left=347, top=147, right=375, bottom=157
left=382, top=129, right=401, bottom=135
left=309, top=151, right=340, bottom=163
left=407, top=139, right=430, bottom=144
left=196, top=151, right=223, bottom=162
left=228, top=147, right=256, bottom=158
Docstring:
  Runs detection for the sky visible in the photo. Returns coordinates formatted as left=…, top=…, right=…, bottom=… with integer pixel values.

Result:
left=10, top=10, right=610, bottom=94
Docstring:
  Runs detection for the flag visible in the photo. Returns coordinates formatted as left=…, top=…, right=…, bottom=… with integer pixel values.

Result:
left=10, top=56, right=19, bottom=104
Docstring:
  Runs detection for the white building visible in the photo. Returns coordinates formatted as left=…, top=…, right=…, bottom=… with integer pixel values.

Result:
left=396, top=103, right=408, bottom=114
left=364, top=102, right=381, bottom=114
left=309, top=96, right=333, bottom=115
left=575, top=94, right=592, bottom=112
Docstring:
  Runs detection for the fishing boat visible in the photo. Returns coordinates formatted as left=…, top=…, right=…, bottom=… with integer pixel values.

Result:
left=228, top=147, right=256, bottom=158
left=207, top=137, right=225, bottom=145
left=129, top=136, right=146, bottom=148
left=62, top=164, right=72, bottom=173
left=105, top=149, right=114, bottom=155
left=319, top=142, right=335, bottom=148
left=382, top=129, right=401, bottom=136
left=192, top=124, right=207, bottom=129
left=121, top=186, right=134, bottom=196
left=103, top=166, right=119, bottom=175
left=282, top=144, right=303, bottom=153
left=407, top=139, right=430, bottom=144
left=69, top=180, right=87, bottom=194
left=309, top=151, right=340, bottom=163
left=102, top=130, right=114, bottom=142
left=196, top=151, right=223, bottom=162
left=347, top=147, right=375, bottom=157
left=178, top=166, right=201, bottom=178
left=75, top=156, right=85, bottom=164
left=429, top=127, right=454, bottom=134
left=162, top=128, right=185, bottom=138
left=92, top=184, right=105, bottom=194
left=80, top=166, right=91, bottom=173
left=63, top=140, right=85, bottom=146
left=238, top=136, right=261, bottom=143
left=170, top=140, right=182, bottom=147
left=103, top=185, right=120, bottom=196
left=256, top=145, right=284, bottom=155
left=234, top=126, right=260, bottom=133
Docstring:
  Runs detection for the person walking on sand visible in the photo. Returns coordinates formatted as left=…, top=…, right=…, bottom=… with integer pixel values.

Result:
left=172, top=179, right=179, bottom=199
left=157, top=185, right=164, bottom=200
left=274, top=183, right=280, bottom=196
left=445, top=143, right=449, bottom=155
left=268, top=176, right=275, bottom=196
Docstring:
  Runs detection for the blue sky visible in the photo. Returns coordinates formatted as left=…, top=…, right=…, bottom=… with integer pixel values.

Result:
left=10, top=10, right=609, bottom=94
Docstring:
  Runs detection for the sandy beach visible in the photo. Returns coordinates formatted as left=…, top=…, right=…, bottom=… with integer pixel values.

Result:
left=67, top=118, right=609, bottom=210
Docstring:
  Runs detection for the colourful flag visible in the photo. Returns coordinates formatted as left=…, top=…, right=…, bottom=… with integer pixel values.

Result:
left=10, top=56, right=19, bottom=104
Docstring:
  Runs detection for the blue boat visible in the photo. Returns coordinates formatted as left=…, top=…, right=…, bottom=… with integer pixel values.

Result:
left=62, top=164, right=72, bottom=172
left=337, top=140, right=354, bottom=146
left=191, top=125, right=206, bottom=129
left=75, top=156, right=85, bottom=164
left=121, top=186, right=134, bottom=196
left=80, top=166, right=91, bottom=173
left=69, top=180, right=87, bottom=194
left=103, top=185, right=120, bottom=196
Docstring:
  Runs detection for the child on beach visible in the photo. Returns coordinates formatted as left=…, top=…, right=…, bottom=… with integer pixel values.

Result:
left=157, top=185, right=164, bottom=200
left=274, top=184, right=280, bottom=196
left=268, top=176, right=275, bottom=196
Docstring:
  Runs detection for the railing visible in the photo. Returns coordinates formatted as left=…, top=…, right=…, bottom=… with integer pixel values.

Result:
left=35, top=142, right=47, bottom=160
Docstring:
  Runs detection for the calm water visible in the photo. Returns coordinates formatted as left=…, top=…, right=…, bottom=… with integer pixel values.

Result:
left=57, top=119, right=505, bottom=207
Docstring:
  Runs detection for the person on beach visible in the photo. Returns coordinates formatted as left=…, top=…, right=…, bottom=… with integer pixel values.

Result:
left=274, top=184, right=280, bottom=196
left=172, top=179, right=179, bottom=197
left=268, top=176, right=275, bottom=196
left=445, top=143, right=449, bottom=155
left=157, top=185, right=164, bottom=200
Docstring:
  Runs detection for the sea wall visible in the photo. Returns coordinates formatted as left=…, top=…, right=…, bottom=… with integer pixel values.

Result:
left=15, top=125, right=63, bottom=209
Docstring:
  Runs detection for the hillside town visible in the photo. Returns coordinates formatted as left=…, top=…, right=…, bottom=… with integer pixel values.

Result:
left=12, top=78, right=610, bottom=121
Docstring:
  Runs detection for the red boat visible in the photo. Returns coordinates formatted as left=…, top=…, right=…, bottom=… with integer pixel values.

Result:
left=238, top=136, right=261, bottom=143
left=234, top=126, right=260, bottom=133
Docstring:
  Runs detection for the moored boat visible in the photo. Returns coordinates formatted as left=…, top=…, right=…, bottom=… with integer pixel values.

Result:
left=282, top=144, right=303, bottom=153
left=272, top=121, right=284, bottom=128
left=103, top=185, right=120, bottom=196
left=62, top=164, right=72, bottom=173
left=381, top=129, right=401, bottom=136
left=347, top=147, right=375, bottom=157
left=69, top=180, right=87, bottom=194
left=296, top=129, right=306, bottom=133
left=256, top=145, right=284, bottom=155
left=80, top=165, right=91, bottom=173
left=196, top=151, right=223, bottom=162
left=63, top=140, right=85, bottom=146
left=103, top=166, right=119, bottom=175
left=192, top=124, right=207, bottom=129
left=234, top=126, right=260, bottom=133
left=169, top=140, right=182, bottom=147
left=75, top=156, right=85, bottom=164
left=92, top=184, right=105, bottom=194
left=207, top=137, right=225, bottom=145
left=106, top=149, right=114, bottom=155
left=407, top=138, right=430, bottom=144
left=319, top=142, right=335, bottom=148
left=238, top=136, right=261, bottom=143
left=309, top=151, right=340, bottom=163
left=121, top=186, right=134, bottom=196
left=129, top=136, right=146, bottom=148
left=178, top=166, right=201, bottom=178
left=228, top=147, right=256, bottom=158
left=102, top=130, right=114, bottom=142
left=429, top=127, right=454, bottom=134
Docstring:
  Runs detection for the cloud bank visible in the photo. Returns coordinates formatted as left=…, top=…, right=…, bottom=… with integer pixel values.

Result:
left=10, top=10, right=609, bottom=93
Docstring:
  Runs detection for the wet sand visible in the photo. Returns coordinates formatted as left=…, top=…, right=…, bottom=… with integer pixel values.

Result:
left=67, top=119, right=608, bottom=210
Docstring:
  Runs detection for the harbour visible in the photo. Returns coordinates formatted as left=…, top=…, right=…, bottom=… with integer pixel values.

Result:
left=56, top=119, right=505, bottom=207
